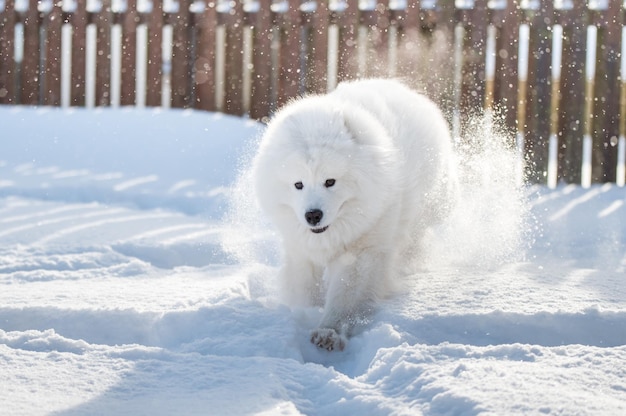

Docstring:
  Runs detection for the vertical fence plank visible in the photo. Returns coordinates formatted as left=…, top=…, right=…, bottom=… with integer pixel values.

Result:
left=194, top=1, right=216, bottom=111
left=463, top=0, right=488, bottom=115
left=485, top=1, right=512, bottom=114
left=494, top=0, right=519, bottom=137
left=398, top=0, right=425, bottom=85
left=399, top=0, right=450, bottom=105
left=451, top=1, right=470, bottom=140
left=385, top=0, right=405, bottom=79
left=618, top=3, right=626, bottom=186
left=249, top=0, right=273, bottom=119
left=580, top=11, right=598, bottom=188
left=0, top=0, right=16, bottom=103
left=524, top=2, right=552, bottom=183
left=559, top=2, right=586, bottom=184
left=357, top=1, right=378, bottom=78
left=85, top=5, right=99, bottom=107
left=69, top=0, right=87, bottom=106
left=110, top=3, right=124, bottom=107
left=19, top=0, right=40, bottom=104
left=516, top=23, right=529, bottom=182
left=222, top=0, right=244, bottom=115
left=303, top=0, right=329, bottom=94
left=170, top=0, right=191, bottom=108
left=375, top=1, right=394, bottom=78
left=593, top=1, right=620, bottom=183
left=95, top=0, right=112, bottom=106
left=389, top=4, right=404, bottom=78
left=484, top=2, right=500, bottom=112
left=275, top=1, right=301, bottom=108
left=42, top=1, right=62, bottom=106
left=119, top=0, right=137, bottom=106
left=145, top=0, right=163, bottom=107
left=396, top=0, right=418, bottom=86
left=336, top=0, right=358, bottom=84
left=547, top=5, right=565, bottom=188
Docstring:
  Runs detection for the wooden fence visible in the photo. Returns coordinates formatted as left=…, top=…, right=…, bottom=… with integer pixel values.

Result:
left=1, top=0, right=626, bottom=187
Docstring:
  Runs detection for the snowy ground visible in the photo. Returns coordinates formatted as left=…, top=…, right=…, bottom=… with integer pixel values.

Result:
left=1, top=106, right=625, bottom=415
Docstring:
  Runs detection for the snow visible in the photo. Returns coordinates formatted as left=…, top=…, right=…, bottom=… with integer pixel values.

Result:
left=1, top=105, right=625, bottom=415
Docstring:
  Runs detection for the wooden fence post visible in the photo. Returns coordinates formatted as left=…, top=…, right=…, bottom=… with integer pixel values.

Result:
left=119, top=0, right=137, bottom=106
left=397, top=0, right=418, bottom=83
left=95, top=0, right=112, bottom=107
left=593, top=0, right=620, bottom=183
left=451, top=0, right=472, bottom=141
left=220, top=0, right=244, bottom=115
left=170, top=0, right=192, bottom=108
left=144, top=0, right=163, bottom=107
left=19, top=0, right=39, bottom=104
left=41, top=0, right=62, bottom=106
left=559, top=1, right=586, bottom=184
left=335, top=0, right=358, bottom=85
left=463, top=0, right=488, bottom=115
left=249, top=0, right=273, bottom=120
left=275, top=1, right=301, bottom=108
left=618, top=3, right=626, bottom=186
left=494, top=0, right=520, bottom=141
left=194, top=0, right=216, bottom=111
left=547, top=2, right=566, bottom=188
left=68, top=0, right=87, bottom=106
left=0, top=0, right=16, bottom=103
left=302, top=0, right=329, bottom=95
left=524, top=1, right=552, bottom=184
left=357, top=0, right=381, bottom=78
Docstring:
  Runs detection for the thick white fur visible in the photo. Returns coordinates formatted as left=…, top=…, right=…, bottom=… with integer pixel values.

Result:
left=252, top=79, right=456, bottom=351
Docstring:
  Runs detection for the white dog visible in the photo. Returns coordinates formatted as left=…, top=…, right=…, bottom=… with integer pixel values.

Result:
left=252, top=79, right=456, bottom=351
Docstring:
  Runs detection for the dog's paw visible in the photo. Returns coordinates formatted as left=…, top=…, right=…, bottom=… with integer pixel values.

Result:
left=310, top=328, right=347, bottom=351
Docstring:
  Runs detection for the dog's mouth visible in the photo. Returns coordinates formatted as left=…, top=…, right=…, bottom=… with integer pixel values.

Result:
left=310, top=225, right=329, bottom=234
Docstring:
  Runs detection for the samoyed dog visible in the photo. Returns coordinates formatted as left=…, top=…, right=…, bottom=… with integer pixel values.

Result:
left=252, top=79, right=456, bottom=351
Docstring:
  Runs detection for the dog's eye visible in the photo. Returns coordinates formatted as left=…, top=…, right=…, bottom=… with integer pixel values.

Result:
left=324, top=179, right=336, bottom=188
left=294, top=182, right=303, bottom=190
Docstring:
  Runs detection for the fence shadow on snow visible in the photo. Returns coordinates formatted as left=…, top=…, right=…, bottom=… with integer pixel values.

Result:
left=1, top=0, right=625, bottom=187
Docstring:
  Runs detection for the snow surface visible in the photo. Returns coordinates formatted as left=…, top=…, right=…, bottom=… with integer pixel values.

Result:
left=1, top=106, right=625, bottom=415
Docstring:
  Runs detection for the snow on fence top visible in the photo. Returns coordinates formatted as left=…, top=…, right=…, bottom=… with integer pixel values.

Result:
left=0, top=0, right=625, bottom=186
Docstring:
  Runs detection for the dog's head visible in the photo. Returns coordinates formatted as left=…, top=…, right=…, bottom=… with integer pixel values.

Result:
left=253, top=96, right=400, bottom=249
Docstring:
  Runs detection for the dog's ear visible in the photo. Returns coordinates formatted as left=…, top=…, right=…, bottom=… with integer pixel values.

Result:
left=340, top=106, right=400, bottom=174
left=340, top=106, right=388, bottom=148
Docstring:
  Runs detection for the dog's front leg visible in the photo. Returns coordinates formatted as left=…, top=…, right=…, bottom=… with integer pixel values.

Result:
left=279, top=248, right=324, bottom=307
left=311, top=250, right=389, bottom=351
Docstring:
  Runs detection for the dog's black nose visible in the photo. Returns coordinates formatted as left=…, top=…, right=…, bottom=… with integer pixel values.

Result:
left=305, top=209, right=323, bottom=226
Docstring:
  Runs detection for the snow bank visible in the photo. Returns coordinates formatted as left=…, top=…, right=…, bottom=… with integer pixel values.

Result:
left=1, top=106, right=263, bottom=216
